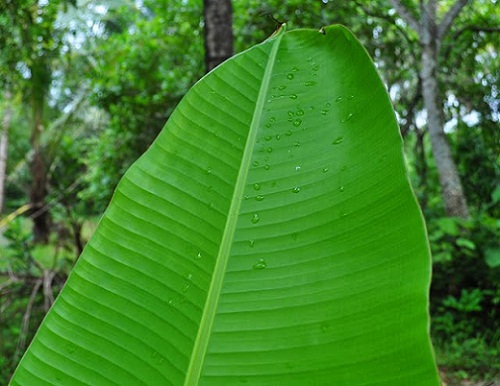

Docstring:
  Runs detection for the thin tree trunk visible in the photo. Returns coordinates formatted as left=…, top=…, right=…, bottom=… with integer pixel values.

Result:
left=419, top=4, right=469, bottom=218
left=0, top=90, right=12, bottom=214
left=30, top=76, right=50, bottom=243
left=203, top=0, right=234, bottom=73
left=390, top=0, right=470, bottom=218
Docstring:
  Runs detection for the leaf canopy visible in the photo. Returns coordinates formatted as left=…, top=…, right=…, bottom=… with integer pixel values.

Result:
left=10, top=25, right=439, bottom=385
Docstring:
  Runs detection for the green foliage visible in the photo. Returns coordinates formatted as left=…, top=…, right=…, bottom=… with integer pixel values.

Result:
left=10, top=26, right=439, bottom=385
left=82, top=0, right=204, bottom=211
left=429, top=214, right=500, bottom=381
left=2, top=0, right=499, bottom=384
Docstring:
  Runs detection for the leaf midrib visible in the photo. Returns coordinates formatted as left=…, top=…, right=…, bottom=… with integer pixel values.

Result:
left=183, top=32, right=284, bottom=385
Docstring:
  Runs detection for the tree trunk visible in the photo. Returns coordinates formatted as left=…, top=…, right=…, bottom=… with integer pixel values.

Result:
left=30, top=83, right=50, bottom=243
left=390, top=0, right=470, bottom=218
left=203, top=0, right=234, bottom=73
left=0, top=90, right=11, bottom=214
left=420, top=35, right=469, bottom=218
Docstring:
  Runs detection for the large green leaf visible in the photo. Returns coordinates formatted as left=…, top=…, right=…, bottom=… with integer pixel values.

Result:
left=11, top=25, right=440, bottom=385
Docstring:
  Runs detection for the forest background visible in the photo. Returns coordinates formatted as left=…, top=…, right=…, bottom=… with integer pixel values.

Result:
left=0, top=0, right=499, bottom=384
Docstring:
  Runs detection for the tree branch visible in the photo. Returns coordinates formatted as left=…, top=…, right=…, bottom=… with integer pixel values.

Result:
left=389, top=0, right=421, bottom=34
left=400, top=77, right=422, bottom=137
left=353, top=0, right=419, bottom=64
left=438, top=0, right=469, bottom=39
left=442, top=25, right=500, bottom=62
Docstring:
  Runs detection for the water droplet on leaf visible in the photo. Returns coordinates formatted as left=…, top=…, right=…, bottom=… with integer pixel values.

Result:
left=253, top=258, right=267, bottom=270
left=341, top=112, right=354, bottom=122
left=332, top=136, right=344, bottom=145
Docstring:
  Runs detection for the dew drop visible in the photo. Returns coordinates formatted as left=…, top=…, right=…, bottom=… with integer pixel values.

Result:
left=266, top=147, right=273, bottom=153
left=294, top=141, right=301, bottom=147
left=249, top=239, right=255, bottom=248
left=265, top=135, right=272, bottom=141
left=265, top=123, right=272, bottom=128
left=332, top=136, right=344, bottom=145
left=304, top=81, right=317, bottom=87
left=322, top=167, right=329, bottom=173
left=335, top=96, right=344, bottom=102
left=293, top=119, right=302, bottom=127
left=278, top=85, right=286, bottom=90
left=295, top=165, right=301, bottom=171
left=264, top=164, right=270, bottom=170
left=253, top=258, right=267, bottom=270
left=292, top=187, right=301, bottom=193
left=312, top=64, right=320, bottom=71
left=205, top=167, right=212, bottom=175
left=255, top=195, right=265, bottom=201
left=253, top=183, right=261, bottom=191
left=181, top=283, right=190, bottom=293
left=287, top=73, right=294, bottom=80
left=196, top=251, right=202, bottom=260
left=289, top=94, right=298, bottom=100
left=339, top=185, right=345, bottom=192
left=285, top=130, right=292, bottom=136
left=326, top=102, right=331, bottom=107
left=321, top=109, right=329, bottom=115
left=296, top=109, right=304, bottom=116
left=292, top=66, right=299, bottom=72
left=252, top=160, right=259, bottom=167
left=288, top=111, right=294, bottom=117
left=251, top=214, right=260, bottom=224
left=270, top=117, right=276, bottom=123
left=276, top=134, right=281, bottom=140
left=341, top=112, right=354, bottom=122
left=348, top=94, right=355, bottom=100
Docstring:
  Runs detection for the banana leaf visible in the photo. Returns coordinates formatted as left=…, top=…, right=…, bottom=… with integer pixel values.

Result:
left=10, top=25, right=440, bottom=385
